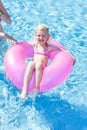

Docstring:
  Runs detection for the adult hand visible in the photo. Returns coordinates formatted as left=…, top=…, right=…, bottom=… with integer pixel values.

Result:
left=5, top=33, right=17, bottom=45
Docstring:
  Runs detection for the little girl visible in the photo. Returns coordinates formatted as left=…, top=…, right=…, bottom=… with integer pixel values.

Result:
left=20, top=24, right=75, bottom=99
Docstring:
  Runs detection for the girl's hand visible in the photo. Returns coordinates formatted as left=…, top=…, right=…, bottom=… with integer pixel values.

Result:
left=72, top=57, right=76, bottom=66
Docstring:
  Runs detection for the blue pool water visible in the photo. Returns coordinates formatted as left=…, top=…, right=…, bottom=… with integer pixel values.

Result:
left=0, top=0, right=87, bottom=130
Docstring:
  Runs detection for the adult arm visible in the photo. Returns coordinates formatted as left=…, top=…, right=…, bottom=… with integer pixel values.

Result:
left=0, top=0, right=11, bottom=23
left=0, top=32, right=17, bottom=44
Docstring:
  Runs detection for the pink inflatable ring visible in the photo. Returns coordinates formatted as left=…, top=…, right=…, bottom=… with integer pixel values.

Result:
left=4, top=40, right=74, bottom=93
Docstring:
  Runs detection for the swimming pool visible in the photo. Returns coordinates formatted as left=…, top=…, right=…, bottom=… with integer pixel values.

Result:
left=0, top=0, right=87, bottom=129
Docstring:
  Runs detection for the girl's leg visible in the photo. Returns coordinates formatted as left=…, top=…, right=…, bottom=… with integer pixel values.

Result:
left=33, top=63, right=43, bottom=92
left=20, top=62, right=35, bottom=99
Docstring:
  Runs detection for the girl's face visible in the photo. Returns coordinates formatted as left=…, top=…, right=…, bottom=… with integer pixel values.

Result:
left=35, top=30, right=49, bottom=45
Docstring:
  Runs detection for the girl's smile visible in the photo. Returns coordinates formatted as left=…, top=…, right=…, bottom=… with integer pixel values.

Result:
left=35, top=30, right=49, bottom=45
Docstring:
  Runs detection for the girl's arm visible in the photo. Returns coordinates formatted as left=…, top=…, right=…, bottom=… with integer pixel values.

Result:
left=0, top=0, right=11, bottom=23
left=28, top=40, right=35, bottom=46
left=49, top=44, right=76, bottom=65
left=49, top=44, right=63, bottom=51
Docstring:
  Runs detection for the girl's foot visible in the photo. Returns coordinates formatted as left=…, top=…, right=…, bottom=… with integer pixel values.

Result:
left=30, top=88, right=38, bottom=98
left=20, top=92, right=27, bottom=100
left=32, top=88, right=38, bottom=93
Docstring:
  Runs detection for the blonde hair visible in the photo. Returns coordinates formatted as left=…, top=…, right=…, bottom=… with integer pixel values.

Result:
left=34, top=24, right=49, bottom=35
